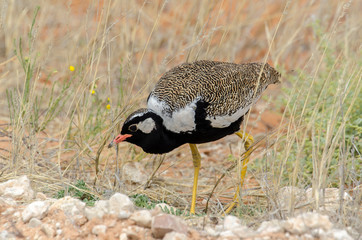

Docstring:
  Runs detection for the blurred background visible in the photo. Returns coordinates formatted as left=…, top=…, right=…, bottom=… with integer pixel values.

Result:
left=0, top=0, right=360, bottom=231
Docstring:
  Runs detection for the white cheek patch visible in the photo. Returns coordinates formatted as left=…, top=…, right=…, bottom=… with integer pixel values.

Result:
left=148, top=95, right=197, bottom=133
left=138, top=118, right=156, bottom=134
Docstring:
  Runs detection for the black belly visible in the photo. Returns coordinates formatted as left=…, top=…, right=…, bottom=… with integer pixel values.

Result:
left=167, top=114, right=244, bottom=144
left=189, top=99, right=245, bottom=143
left=149, top=100, right=246, bottom=154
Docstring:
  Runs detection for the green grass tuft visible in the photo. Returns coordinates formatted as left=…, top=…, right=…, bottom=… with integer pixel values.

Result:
left=56, top=180, right=99, bottom=206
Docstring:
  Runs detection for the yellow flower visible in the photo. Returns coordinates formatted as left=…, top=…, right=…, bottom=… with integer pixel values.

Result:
left=106, top=104, right=111, bottom=110
left=90, top=90, right=95, bottom=95
left=69, top=65, right=75, bottom=71
left=107, top=97, right=110, bottom=102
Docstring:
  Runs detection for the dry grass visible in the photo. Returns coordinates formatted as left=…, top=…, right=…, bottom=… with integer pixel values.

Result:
left=0, top=0, right=360, bottom=233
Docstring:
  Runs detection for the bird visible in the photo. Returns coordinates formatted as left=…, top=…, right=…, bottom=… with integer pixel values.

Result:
left=108, top=60, right=280, bottom=214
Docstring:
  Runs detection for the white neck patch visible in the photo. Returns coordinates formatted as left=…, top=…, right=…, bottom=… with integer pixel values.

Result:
left=147, top=95, right=197, bottom=133
left=138, top=118, right=156, bottom=134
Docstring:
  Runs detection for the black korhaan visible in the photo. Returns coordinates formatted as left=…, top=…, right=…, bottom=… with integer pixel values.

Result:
left=109, top=60, right=280, bottom=214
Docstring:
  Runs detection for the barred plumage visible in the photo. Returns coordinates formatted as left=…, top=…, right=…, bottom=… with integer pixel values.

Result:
left=109, top=60, right=281, bottom=214
left=110, top=60, right=280, bottom=152
left=150, top=60, right=280, bottom=116
left=147, top=60, right=280, bottom=132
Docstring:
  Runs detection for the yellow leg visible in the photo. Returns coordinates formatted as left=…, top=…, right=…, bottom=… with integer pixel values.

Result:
left=189, top=144, right=201, bottom=214
left=224, top=131, right=254, bottom=214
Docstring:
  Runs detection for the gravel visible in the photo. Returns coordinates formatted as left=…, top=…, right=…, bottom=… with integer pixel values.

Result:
left=0, top=176, right=356, bottom=240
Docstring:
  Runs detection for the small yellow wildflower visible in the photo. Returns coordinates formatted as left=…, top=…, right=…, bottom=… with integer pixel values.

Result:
left=90, top=90, right=95, bottom=95
left=69, top=65, right=75, bottom=71
left=106, top=104, right=111, bottom=110
left=107, top=97, right=110, bottom=102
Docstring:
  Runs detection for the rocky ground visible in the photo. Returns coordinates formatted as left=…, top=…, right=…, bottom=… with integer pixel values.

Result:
left=0, top=176, right=356, bottom=240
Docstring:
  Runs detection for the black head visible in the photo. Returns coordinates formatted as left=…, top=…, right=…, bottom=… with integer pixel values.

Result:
left=108, top=108, right=169, bottom=154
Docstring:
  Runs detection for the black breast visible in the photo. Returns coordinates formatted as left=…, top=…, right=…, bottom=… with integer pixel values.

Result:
left=164, top=99, right=245, bottom=145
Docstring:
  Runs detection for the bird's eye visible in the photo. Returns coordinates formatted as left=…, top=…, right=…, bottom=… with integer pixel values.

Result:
left=128, top=124, right=138, bottom=132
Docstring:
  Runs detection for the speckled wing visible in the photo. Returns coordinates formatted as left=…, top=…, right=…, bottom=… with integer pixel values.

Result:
left=147, top=60, right=280, bottom=131
left=148, top=60, right=221, bottom=114
left=200, top=63, right=271, bottom=128
left=202, top=63, right=254, bottom=115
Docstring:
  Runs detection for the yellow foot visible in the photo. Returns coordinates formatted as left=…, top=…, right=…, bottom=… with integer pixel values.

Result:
left=189, top=144, right=201, bottom=214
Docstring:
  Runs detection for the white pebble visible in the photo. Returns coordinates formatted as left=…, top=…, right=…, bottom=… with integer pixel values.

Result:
left=55, top=222, right=61, bottom=229
left=92, top=225, right=107, bottom=235
left=130, top=210, right=152, bottom=228
left=41, top=223, right=55, bottom=238
left=28, top=218, right=42, bottom=228
left=109, top=193, right=134, bottom=217
left=22, top=201, right=49, bottom=223
left=223, top=215, right=242, bottom=231
left=56, top=229, right=63, bottom=236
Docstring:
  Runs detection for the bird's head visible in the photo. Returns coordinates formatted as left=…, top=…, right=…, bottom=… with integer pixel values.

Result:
left=264, top=63, right=281, bottom=84
left=108, top=108, right=165, bottom=153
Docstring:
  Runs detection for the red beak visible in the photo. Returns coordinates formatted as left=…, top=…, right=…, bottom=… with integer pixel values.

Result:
left=108, top=134, right=132, bottom=148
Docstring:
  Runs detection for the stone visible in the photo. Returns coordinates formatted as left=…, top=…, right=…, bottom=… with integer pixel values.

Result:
left=257, top=220, right=283, bottom=234
left=119, top=232, right=128, bottom=240
left=204, top=226, right=219, bottom=237
left=0, top=197, right=17, bottom=207
left=122, top=162, right=147, bottom=185
left=214, top=224, right=224, bottom=232
left=94, top=199, right=110, bottom=213
left=48, top=196, right=86, bottom=224
left=36, top=192, right=47, bottom=200
left=219, top=230, right=236, bottom=237
left=327, top=229, right=353, bottom=240
left=130, top=210, right=152, bottom=228
left=56, top=229, right=62, bottom=236
left=1, top=223, right=9, bottom=229
left=92, top=225, right=107, bottom=235
left=84, top=208, right=99, bottom=221
left=13, top=211, right=20, bottom=218
left=0, top=176, right=34, bottom=201
left=163, top=231, right=188, bottom=240
left=49, top=196, right=85, bottom=216
left=109, top=193, right=134, bottom=218
left=0, top=230, right=16, bottom=240
left=22, top=200, right=50, bottom=223
left=123, top=226, right=141, bottom=240
left=28, top=218, right=42, bottom=228
left=223, top=215, right=242, bottom=231
left=1, top=207, right=15, bottom=216
left=310, top=228, right=325, bottom=238
left=118, top=210, right=132, bottom=219
left=303, top=233, right=314, bottom=239
left=232, top=226, right=255, bottom=238
left=74, top=215, right=88, bottom=226
left=283, top=212, right=332, bottom=235
left=55, top=222, right=61, bottom=229
left=152, top=214, right=188, bottom=238
left=85, top=200, right=109, bottom=220
left=41, top=223, right=55, bottom=238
